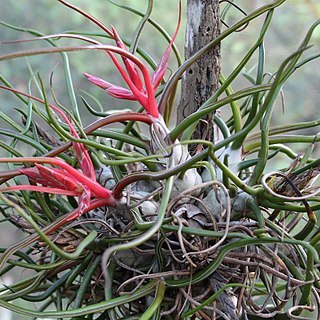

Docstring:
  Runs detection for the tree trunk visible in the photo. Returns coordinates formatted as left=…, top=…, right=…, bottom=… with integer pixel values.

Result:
left=177, top=0, right=220, bottom=143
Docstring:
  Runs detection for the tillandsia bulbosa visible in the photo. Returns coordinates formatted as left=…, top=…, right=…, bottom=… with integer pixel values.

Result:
left=0, top=1, right=320, bottom=319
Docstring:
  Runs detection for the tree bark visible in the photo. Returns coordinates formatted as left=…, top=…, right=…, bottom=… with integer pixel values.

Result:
left=177, top=0, right=220, bottom=143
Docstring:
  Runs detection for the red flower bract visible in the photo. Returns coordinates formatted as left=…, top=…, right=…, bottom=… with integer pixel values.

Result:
left=84, top=9, right=181, bottom=120
left=0, top=105, right=117, bottom=220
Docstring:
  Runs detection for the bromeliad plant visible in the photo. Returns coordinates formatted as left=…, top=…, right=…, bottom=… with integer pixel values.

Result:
left=0, top=1, right=320, bottom=319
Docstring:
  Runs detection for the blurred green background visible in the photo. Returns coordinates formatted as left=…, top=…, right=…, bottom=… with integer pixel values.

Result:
left=0, top=1, right=319, bottom=319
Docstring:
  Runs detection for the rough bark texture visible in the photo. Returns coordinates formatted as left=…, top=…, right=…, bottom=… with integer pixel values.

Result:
left=177, top=0, right=220, bottom=142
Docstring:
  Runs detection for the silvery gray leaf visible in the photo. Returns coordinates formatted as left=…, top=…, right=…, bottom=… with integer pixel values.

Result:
left=210, top=273, right=240, bottom=320
left=175, top=203, right=202, bottom=218
left=202, top=188, right=227, bottom=218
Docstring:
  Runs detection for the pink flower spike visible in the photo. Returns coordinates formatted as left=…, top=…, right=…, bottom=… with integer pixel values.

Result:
left=0, top=185, right=79, bottom=196
left=106, top=52, right=151, bottom=111
left=107, top=86, right=136, bottom=100
left=85, top=39, right=160, bottom=118
left=2, top=157, right=111, bottom=198
left=111, top=26, right=143, bottom=91
left=84, top=73, right=113, bottom=90
left=84, top=73, right=136, bottom=100
left=0, top=156, right=117, bottom=219
left=107, top=50, right=159, bottom=118
left=7, top=165, right=92, bottom=216
left=48, top=102, right=95, bottom=180
left=20, top=165, right=81, bottom=192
